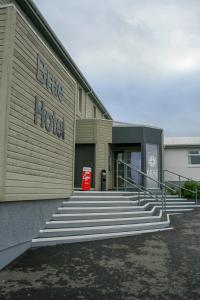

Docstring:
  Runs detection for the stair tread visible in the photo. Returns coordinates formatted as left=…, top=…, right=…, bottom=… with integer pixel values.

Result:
left=32, top=227, right=173, bottom=243
left=70, top=195, right=137, bottom=199
left=47, top=214, right=161, bottom=224
left=63, top=200, right=137, bottom=204
left=153, top=204, right=196, bottom=207
left=54, top=209, right=154, bottom=215
left=58, top=206, right=144, bottom=210
left=166, top=208, right=192, bottom=211
left=53, top=210, right=155, bottom=217
left=149, top=202, right=196, bottom=205
left=40, top=220, right=169, bottom=233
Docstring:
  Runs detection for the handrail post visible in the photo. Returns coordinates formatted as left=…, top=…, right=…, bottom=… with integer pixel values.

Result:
left=116, top=160, right=119, bottom=191
left=164, top=186, right=166, bottom=221
left=162, top=186, right=166, bottom=221
left=179, top=175, right=181, bottom=198
left=195, top=186, right=198, bottom=205
left=124, top=163, right=126, bottom=191
left=125, top=163, right=127, bottom=191
left=138, top=190, right=140, bottom=206
left=162, top=187, right=164, bottom=221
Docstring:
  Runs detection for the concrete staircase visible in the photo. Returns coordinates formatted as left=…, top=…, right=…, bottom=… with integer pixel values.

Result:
left=32, top=191, right=199, bottom=247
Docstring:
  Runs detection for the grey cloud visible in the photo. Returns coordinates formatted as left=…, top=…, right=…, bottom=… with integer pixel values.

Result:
left=34, top=0, right=200, bottom=136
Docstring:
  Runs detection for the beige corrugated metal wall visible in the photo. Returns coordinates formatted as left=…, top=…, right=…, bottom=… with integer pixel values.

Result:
left=0, top=6, right=76, bottom=201
left=76, top=119, right=112, bottom=190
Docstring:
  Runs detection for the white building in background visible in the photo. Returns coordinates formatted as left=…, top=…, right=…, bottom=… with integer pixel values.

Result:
left=164, top=137, right=200, bottom=182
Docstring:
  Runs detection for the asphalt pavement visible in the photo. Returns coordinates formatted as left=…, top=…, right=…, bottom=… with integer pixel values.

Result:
left=0, top=209, right=200, bottom=300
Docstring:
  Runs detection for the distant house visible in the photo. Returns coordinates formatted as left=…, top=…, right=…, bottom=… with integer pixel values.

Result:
left=164, top=137, right=200, bottom=183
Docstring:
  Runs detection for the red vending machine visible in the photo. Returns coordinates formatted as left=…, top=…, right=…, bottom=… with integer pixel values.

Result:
left=81, top=167, right=92, bottom=191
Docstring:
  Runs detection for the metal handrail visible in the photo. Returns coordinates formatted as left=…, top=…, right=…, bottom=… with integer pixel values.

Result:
left=118, top=175, right=155, bottom=206
left=118, top=174, right=160, bottom=207
left=126, top=176, right=158, bottom=200
left=116, top=160, right=167, bottom=220
left=164, top=169, right=199, bottom=183
left=164, top=169, right=198, bottom=204
left=118, top=160, right=176, bottom=194
left=165, top=181, right=196, bottom=194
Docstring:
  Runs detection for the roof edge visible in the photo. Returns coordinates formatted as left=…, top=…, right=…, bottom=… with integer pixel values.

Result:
left=113, top=120, right=163, bottom=131
left=15, top=0, right=112, bottom=119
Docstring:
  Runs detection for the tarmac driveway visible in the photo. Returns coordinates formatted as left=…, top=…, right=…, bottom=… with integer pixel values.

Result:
left=0, top=209, right=200, bottom=300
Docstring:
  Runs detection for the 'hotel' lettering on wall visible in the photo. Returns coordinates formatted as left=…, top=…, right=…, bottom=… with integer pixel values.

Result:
left=34, top=97, right=65, bottom=140
left=34, top=54, right=65, bottom=140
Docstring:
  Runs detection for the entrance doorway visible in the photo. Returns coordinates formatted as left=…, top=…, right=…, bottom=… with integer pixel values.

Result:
left=74, top=144, right=95, bottom=189
left=114, top=149, right=141, bottom=188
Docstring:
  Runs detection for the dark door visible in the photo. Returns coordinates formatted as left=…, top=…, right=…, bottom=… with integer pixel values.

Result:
left=74, top=144, right=95, bottom=188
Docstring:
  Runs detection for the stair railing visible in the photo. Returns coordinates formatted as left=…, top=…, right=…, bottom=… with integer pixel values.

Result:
left=117, top=174, right=157, bottom=206
left=118, top=175, right=141, bottom=206
left=116, top=160, right=177, bottom=221
left=163, top=169, right=198, bottom=204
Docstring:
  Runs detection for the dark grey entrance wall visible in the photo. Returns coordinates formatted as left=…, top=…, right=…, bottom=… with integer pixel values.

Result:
left=0, top=199, right=63, bottom=269
left=112, top=125, right=163, bottom=182
left=112, top=125, right=162, bottom=145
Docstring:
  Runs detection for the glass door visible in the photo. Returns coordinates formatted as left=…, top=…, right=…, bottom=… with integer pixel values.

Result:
left=114, top=150, right=142, bottom=188
left=114, top=151, right=125, bottom=188
left=129, top=151, right=142, bottom=185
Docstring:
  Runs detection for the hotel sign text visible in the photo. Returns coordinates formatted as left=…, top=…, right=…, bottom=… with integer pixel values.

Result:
left=34, top=54, right=65, bottom=140
left=36, top=54, right=64, bottom=102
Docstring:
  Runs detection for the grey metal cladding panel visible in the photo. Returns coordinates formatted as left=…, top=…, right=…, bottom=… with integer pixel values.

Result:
left=113, top=126, right=162, bottom=145
left=143, top=128, right=162, bottom=145
left=112, top=127, right=144, bottom=144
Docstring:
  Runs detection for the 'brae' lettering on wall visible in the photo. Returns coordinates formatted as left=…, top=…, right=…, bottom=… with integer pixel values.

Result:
left=36, top=54, right=64, bottom=102
left=34, top=97, right=65, bottom=139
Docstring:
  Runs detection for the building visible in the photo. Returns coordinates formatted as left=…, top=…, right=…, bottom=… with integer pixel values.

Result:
left=164, top=137, right=200, bottom=182
left=0, top=0, right=163, bottom=269
left=75, top=121, right=163, bottom=191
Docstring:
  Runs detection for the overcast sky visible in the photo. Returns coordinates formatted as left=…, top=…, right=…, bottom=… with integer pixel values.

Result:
left=34, top=0, right=200, bottom=136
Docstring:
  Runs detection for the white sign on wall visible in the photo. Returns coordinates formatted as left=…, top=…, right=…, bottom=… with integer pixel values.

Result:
left=146, top=144, right=159, bottom=188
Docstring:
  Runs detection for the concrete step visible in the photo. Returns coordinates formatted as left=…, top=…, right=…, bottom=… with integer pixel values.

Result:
left=70, top=196, right=179, bottom=202
left=57, top=206, right=145, bottom=214
left=73, top=191, right=135, bottom=197
left=39, top=219, right=170, bottom=238
left=32, top=227, right=173, bottom=247
left=166, top=208, right=193, bottom=213
left=73, top=191, right=179, bottom=197
left=148, top=203, right=197, bottom=209
left=147, top=201, right=196, bottom=205
left=52, top=208, right=156, bottom=221
left=46, top=213, right=162, bottom=229
left=66, top=199, right=192, bottom=209
left=144, top=197, right=187, bottom=201
left=70, top=195, right=138, bottom=201
left=62, top=200, right=138, bottom=207
left=57, top=202, right=197, bottom=215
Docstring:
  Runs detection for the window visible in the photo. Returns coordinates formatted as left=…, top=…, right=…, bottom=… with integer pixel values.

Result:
left=188, top=150, right=200, bottom=165
left=78, top=88, right=82, bottom=113
left=93, top=106, right=96, bottom=118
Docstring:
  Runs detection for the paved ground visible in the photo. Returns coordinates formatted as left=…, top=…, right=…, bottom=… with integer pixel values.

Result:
left=0, top=210, right=200, bottom=300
